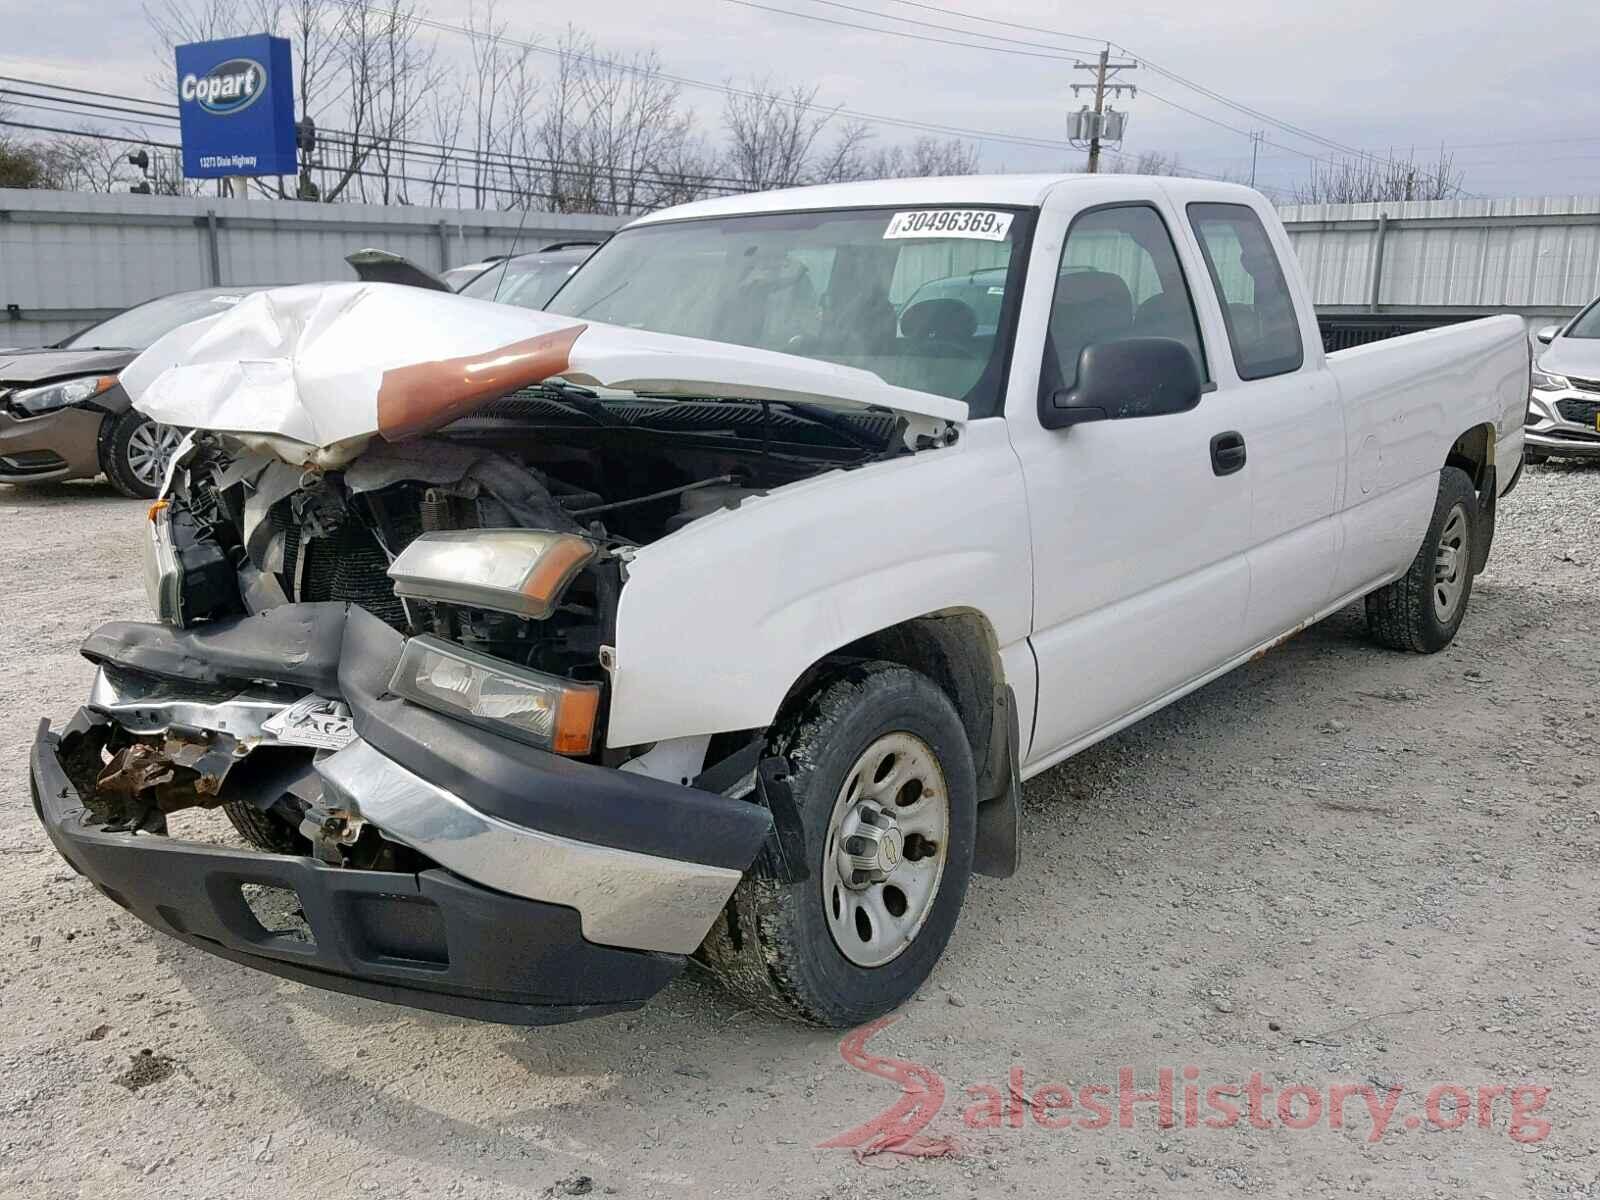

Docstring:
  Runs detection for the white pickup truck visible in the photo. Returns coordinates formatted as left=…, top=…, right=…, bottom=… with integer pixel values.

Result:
left=31, top=175, right=1529, bottom=1029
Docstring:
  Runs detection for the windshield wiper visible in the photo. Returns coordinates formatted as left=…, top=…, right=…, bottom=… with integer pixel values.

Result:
left=529, top=380, right=627, bottom=427
left=636, top=393, right=889, bottom=452
left=752, top=397, right=889, bottom=452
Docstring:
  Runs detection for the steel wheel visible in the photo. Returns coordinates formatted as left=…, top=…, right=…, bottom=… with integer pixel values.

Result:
left=125, top=421, right=183, bottom=491
left=1433, top=502, right=1469, bottom=622
left=821, top=731, right=950, bottom=968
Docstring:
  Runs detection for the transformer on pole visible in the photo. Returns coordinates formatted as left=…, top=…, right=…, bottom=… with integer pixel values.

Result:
left=1070, top=47, right=1138, bottom=173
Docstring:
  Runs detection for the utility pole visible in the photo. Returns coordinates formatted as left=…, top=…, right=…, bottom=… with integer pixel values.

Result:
left=1248, top=130, right=1264, bottom=188
left=1071, top=46, right=1138, bottom=173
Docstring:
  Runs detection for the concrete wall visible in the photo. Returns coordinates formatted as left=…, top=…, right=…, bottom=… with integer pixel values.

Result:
left=0, top=189, right=625, bottom=347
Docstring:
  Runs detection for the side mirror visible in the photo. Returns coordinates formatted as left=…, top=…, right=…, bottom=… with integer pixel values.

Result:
left=1040, top=337, right=1203, bottom=430
left=1536, top=325, right=1559, bottom=345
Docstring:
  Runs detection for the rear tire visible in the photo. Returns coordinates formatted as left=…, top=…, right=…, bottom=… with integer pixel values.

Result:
left=101, top=410, right=180, bottom=499
left=1365, top=466, right=1478, bottom=653
left=697, top=662, right=976, bottom=1027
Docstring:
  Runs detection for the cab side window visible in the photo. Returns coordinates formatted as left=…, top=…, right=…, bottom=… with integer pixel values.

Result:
left=1043, top=204, right=1206, bottom=393
left=1187, top=203, right=1304, bottom=380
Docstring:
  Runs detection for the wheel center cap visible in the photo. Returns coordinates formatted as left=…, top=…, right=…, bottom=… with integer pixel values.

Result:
left=838, top=802, right=904, bottom=888
left=879, top=827, right=902, bottom=870
left=1436, top=544, right=1459, bottom=580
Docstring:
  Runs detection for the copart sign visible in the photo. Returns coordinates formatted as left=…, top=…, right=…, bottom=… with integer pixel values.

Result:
left=175, top=34, right=296, bottom=179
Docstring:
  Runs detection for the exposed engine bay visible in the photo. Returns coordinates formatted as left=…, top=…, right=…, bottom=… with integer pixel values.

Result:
left=77, top=383, right=915, bottom=860
left=167, top=384, right=908, bottom=639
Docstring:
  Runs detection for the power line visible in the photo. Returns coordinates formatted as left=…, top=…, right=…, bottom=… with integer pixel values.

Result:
left=1069, top=48, right=1137, bottom=175
left=845, top=1, right=1394, bottom=158
left=748, top=0, right=1316, bottom=191
left=332, top=0, right=1076, bottom=153
left=0, top=116, right=631, bottom=205
left=876, top=0, right=1107, bottom=45
left=0, top=74, right=178, bottom=113
left=726, top=0, right=1082, bottom=60
left=0, top=81, right=757, bottom=196
left=751, top=0, right=1471, bottom=195
left=734, top=0, right=1099, bottom=56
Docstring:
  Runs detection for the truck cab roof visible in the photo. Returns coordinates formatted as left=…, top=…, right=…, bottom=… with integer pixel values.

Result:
left=629, top=174, right=1269, bottom=226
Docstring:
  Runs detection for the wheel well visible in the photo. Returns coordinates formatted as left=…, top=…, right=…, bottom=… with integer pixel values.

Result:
left=1446, top=423, right=1495, bottom=489
left=820, top=609, right=1007, bottom=803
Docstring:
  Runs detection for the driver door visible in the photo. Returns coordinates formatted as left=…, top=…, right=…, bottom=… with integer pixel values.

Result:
left=1010, top=188, right=1258, bottom=767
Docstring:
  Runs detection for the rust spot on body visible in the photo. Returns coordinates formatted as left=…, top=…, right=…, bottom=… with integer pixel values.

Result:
left=375, top=324, right=587, bottom=441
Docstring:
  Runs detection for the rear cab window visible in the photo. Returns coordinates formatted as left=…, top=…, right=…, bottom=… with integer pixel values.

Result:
left=1187, top=203, right=1304, bottom=380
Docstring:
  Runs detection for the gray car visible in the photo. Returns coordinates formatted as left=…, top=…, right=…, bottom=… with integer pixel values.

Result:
left=1528, top=301, right=1600, bottom=462
left=0, top=287, right=257, bottom=497
left=456, top=242, right=600, bottom=308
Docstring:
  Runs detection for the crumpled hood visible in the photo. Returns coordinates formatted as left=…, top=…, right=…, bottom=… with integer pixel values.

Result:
left=120, top=282, right=965, bottom=465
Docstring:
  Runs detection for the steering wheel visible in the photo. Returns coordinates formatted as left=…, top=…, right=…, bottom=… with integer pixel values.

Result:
left=899, top=298, right=981, bottom=357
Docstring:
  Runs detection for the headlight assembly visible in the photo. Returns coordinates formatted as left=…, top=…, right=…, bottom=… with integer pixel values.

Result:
left=11, top=374, right=118, bottom=416
left=1531, top=367, right=1570, bottom=393
left=142, top=501, right=184, bottom=624
left=390, top=635, right=601, bottom=755
left=387, top=529, right=597, bottom=619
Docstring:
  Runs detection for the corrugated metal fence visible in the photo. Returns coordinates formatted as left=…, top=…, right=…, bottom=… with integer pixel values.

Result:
left=1280, top=195, right=1600, bottom=321
left=0, top=188, right=625, bottom=347
left=6, top=187, right=1600, bottom=349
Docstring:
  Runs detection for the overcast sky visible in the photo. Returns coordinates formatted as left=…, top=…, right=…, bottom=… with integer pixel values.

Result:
left=3, top=0, right=1596, bottom=200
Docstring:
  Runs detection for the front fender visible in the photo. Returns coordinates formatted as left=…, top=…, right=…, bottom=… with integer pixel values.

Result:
left=605, top=419, right=1032, bottom=749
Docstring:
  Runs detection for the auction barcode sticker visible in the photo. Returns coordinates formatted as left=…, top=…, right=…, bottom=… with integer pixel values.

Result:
left=883, top=210, right=1014, bottom=241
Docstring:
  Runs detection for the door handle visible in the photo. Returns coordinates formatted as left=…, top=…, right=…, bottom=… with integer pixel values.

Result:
left=1210, top=430, right=1247, bottom=476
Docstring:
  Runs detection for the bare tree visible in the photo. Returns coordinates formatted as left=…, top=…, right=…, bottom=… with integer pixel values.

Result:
left=722, top=78, right=838, bottom=191
left=320, top=0, right=438, bottom=203
left=420, top=81, right=468, bottom=207
left=1292, top=148, right=1464, bottom=204
left=575, top=39, right=698, bottom=212
left=32, top=130, right=145, bottom=192
left=532, top=27, right=714, bottom=215
left=1102, top=149, right=1185, bottom=176
left=858, top=134, right=980, bottom=180
left=454, top=2, right=539, bottom=209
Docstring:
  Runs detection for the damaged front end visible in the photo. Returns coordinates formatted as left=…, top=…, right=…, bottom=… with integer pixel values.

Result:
left=28, top=282, right=961, bottom=1023
left=34, top=599, right=774, bottom=1023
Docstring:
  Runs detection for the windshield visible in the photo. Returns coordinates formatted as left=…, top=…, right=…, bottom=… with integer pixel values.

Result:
left=544, top=206, right=1034, bottom=414
left=1565, top=298, right=1600, bottom=340
left=460, top=255, right=589, bottom=309
left=61, top=289, right=250, bottom=350
left=441, top=263, right=495, bottom=290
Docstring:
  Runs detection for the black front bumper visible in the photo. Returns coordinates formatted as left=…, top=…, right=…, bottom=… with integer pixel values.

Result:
left=31, top=717, right=684, bottom=1025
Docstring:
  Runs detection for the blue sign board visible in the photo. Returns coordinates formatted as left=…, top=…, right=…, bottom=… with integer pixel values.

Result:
left=175, top=34, right=296, bottom=178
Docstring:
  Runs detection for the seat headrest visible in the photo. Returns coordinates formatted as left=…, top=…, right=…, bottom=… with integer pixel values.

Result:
left=1054, top=269, right=1133, bottom=312
left=900, top=297, right=978, bottom=342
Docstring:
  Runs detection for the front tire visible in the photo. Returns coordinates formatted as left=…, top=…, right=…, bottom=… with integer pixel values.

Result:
left=101, top=410, right=181, bottom=499
left=697, top=662, right=976, bottom=1027
left=1365, top=466, right=1478, bottom=653
left=222, top=801, right=305, bottom=854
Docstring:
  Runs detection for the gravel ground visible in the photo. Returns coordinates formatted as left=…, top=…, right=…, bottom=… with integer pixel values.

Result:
left=1, top=461, right=1597, bottom=1199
